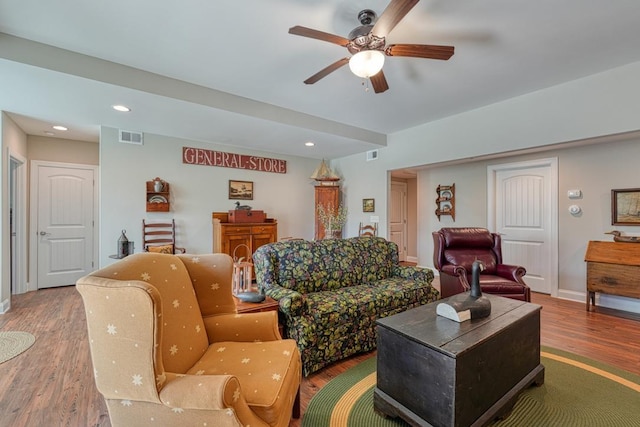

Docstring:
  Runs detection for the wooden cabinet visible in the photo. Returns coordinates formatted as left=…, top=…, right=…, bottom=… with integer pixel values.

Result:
left=315, top=185, right=341, bottom=239
left=212, top=212, right=277, bottom=261
left=584, top=240, right=640, bottom=311
left=146, top=177, right=170, bottom=212
left=435, top=183, right=455, bottom=221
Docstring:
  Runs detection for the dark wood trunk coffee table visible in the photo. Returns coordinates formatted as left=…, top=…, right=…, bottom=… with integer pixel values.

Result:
left=374, top=294, right=544, bottom=427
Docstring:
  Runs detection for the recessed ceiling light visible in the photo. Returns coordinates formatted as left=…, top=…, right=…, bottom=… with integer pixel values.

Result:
left=305, top=141, right=315, bottom=147
left=112, top=105, right=131, bottom=112
left=44, top=131, right=55, bottom=136
left=52, top=125, right=68, bottom=131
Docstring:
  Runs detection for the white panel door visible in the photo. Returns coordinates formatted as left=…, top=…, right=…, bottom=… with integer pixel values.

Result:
left=489, top=159, right=558, bottom=295
left=36, top=165, right=95, bottom=289
left=389, top=181, right=407, bottom=261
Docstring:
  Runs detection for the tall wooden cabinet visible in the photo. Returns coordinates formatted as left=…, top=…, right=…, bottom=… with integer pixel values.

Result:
left=212, top=212, right=277, bottom=261
left=315, top=185, right=341, bottom=240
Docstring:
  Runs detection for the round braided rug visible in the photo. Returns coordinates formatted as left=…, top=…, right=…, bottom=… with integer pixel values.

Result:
left=0, top=331, right=36, bottom=364
left=303, top=347, right=640, bottom=427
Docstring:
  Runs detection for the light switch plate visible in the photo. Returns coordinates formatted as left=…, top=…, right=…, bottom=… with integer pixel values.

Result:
left=568, top=189, right=582, bottom=199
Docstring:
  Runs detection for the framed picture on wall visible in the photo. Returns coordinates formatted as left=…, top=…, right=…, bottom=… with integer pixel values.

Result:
left=229, top=180, right=254, bottom=200
left=363, top=198, right=375, bottom=213
left=611, top=188, right=640, bottom=225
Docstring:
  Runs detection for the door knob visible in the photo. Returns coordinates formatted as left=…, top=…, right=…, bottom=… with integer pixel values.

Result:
left=39, top=231, right=50, bottom=236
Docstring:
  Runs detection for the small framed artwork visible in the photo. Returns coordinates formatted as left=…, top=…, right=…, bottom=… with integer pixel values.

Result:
left=363, top=198, right=375, bottom=213
left=611, top=188, right=640, bottom=225
left=229, top=180, right=254, bottom=200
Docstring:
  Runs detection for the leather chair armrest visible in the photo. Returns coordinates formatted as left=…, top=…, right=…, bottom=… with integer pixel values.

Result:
left=496, top=264, right=527, bottom=283
left=159, top=374, right=266, bottom=426
left=203, top=311, right=281, bottom=342
left=441, top=264, right=468, bottom=278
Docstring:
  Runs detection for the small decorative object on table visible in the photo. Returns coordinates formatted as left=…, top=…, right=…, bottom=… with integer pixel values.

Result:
left=232, top=244, right=265, bottom=303
left=436, top=260, right=491, bottom=322
left=117, top=230, right=129, bottom=258
left=605, top=230, right=640, bottom=243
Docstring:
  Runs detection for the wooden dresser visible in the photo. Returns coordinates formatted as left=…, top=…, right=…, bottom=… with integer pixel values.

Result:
left=584, top=240, right=640, bottom=311
left=212, top=212, right=277, bottom=261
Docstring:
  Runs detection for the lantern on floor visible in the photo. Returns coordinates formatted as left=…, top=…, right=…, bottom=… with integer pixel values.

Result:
left=232, top=244, right=265, bottom=303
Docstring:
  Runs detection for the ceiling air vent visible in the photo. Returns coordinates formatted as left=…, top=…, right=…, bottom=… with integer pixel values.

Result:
left=119, top=129, right=143, bottom=145
left=366, top=149, right=379, bottom=161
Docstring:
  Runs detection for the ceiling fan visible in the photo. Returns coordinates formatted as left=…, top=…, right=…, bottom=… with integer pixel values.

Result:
left=289, top=0, right=454, bottom=93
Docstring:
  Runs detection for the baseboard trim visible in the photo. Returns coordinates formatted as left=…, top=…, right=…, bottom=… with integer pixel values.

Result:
left=406, top=256, right=418, bottom=264
left=556, top=289, right=640, bottom=314
left=0, top=298, right=11, bottom=314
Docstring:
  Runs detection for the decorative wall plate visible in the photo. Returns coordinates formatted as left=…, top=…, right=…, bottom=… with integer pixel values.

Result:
left=149, top=195, right=168, bottom=203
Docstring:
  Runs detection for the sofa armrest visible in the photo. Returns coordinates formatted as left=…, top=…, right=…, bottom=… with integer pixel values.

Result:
left=159, top=374, right=266, bottom=426
left=203, top=312, right=281, bottom=343
left=264, top=284, right=305, bottom=317
left=392, top=265, right=435, bottom=282
left=496, top=264, right=527, bottom=283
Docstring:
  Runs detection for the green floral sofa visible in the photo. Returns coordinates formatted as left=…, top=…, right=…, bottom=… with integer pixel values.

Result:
left=253, top=237, right=438, bottom=375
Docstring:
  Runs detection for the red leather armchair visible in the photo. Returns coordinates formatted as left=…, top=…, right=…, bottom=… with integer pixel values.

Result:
left=432, top=227, right=531, bottom=302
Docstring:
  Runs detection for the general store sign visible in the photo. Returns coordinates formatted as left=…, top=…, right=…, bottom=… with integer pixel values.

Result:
left=182, top=146, right=287, bottom=174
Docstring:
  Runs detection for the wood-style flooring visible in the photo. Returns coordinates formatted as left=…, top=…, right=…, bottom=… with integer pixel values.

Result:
left=0, top=286, right=638, bottom=427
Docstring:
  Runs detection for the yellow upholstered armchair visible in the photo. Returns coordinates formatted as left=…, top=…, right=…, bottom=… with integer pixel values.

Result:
left=76, top=252, right=301, bottom=427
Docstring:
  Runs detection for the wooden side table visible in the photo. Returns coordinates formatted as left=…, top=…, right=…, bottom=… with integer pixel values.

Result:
left=234, top=296, right=283, bottom=336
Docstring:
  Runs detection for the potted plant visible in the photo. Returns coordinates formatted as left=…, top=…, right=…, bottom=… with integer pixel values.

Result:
left=317, top=203, right=348, bottom=238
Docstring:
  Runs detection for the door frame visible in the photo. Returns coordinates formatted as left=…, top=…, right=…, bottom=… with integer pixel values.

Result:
left=487, top=157, right=559, bottom=297
left=8, top=148, right=27, bottom=295
left=29, top=160, right=99, bottom=290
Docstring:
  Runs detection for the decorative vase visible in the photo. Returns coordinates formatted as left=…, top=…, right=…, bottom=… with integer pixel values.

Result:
left=153, top=179, right=163, bottom=192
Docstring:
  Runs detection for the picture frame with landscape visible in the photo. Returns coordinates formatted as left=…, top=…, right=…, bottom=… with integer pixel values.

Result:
left=363, top=198, right=375, bottom=213
left=611, top=188, right=640, bottom=225
left=229, top=180, right=254, bottom=200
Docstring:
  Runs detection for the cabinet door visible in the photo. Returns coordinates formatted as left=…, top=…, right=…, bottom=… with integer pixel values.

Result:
left=252, top=231, right=275, bottom=254
left=224, top=233, right=252, bottom=260
left=315, top=186, right=340, bottom=239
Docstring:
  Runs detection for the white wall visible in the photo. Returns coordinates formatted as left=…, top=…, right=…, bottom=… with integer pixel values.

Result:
left=333, top=61, right=640, bottom=313
left=27, top=135, right=98, bottom=165
left=1, top=112, right=27, bottom=311
left=99, top=127, right=319, bottom=267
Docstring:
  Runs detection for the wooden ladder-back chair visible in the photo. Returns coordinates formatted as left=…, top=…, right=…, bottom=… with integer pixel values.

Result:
left=358, top=222, right=378, bottom=237
left=142, top=219, right=186, bottom=254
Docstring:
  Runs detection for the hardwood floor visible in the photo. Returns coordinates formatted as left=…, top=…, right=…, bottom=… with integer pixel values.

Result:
left=0, top=286, right=638, bottom=427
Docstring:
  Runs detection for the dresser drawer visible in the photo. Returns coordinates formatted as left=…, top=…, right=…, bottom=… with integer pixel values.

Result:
left=251, top=225, right=275, bottom=234
left=222, top=225, right=251, bottom=235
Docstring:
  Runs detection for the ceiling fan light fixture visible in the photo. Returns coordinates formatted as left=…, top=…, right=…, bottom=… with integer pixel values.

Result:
left=349, top=50, right=385, bottom=78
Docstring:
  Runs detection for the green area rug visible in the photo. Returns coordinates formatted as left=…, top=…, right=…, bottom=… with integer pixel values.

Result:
left=302, top=347, right=640, bottom=427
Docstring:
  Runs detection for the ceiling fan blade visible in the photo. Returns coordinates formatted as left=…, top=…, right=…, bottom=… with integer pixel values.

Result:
left=386, top=44, right=454, bottom=60
left=289, top=26, right=350, bottom=47
left=371, top=0, right=419, bottom=38
left=304, top=58, right=350, bottom=84
left=370, top=70, right=389, bottom=93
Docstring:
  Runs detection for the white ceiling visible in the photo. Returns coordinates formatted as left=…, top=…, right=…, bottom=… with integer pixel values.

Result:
left=1, top=0, right=640, bottom=160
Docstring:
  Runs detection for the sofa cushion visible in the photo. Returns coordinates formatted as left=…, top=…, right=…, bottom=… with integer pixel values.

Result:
left=270, top=239, right=363, bottom=293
